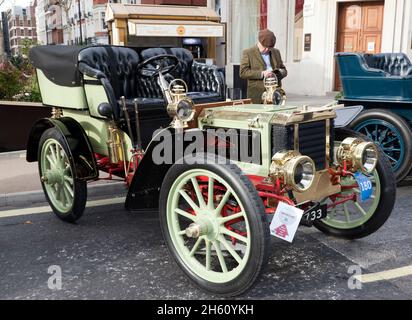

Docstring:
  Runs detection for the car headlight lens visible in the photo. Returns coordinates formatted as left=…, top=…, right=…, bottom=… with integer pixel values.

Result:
left=337, top=138, right=378, bottom=174
left=176, top=99, right=195, bottom=122
left=167, top=98, right=195, bottom=123
left=270, top=151, right=316, bottom=192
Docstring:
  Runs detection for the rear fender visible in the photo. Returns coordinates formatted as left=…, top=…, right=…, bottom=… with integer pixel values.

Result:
left=26, top=117, right=98, bottom=181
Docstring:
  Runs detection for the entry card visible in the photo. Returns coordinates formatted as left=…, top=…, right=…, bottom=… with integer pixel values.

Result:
left=270, top=202, right=304, bottom=243
left=354, top=172, right=373, bottom=202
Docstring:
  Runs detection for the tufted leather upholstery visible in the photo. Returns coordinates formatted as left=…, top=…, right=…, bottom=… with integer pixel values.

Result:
left=140, top=47, right=224, bottom=98
left=78, top=46, right=142, bottom=99
left=77, top=46, right=224, bottom=147
left=79, top=46, right=224, bottom=108
left=363, top=53, right=412, bottom=77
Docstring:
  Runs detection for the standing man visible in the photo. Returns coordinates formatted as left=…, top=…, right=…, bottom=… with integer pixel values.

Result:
left=240, top=29, right=288, bottom=104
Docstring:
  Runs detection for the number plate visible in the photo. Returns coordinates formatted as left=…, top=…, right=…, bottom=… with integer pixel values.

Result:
left=302, top=203, right=328, bottom=222
left=354, top=172, right=373, bottom=202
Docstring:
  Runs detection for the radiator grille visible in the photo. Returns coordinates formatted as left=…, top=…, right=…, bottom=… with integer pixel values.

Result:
left=271, top=120, right=333, bottom=171
left=298, top=121, right=327, bottom=170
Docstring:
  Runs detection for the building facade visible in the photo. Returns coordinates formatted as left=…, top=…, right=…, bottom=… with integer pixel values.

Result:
left=266, top=0, right=412, bottom=96
left=4, top=4, right=38, bottom=56
left=35, top=0, right=110, bottom=45
left=61, top=0, right=109, bottom=45
left=221, top=0, right=412, bottom=96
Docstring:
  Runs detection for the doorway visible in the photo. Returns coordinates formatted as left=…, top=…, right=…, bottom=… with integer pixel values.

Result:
left=335, top=1, right=384, bottom=90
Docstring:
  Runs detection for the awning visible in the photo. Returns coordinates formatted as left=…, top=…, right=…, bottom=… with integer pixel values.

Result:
left=128, top=19, right=224, bottom=38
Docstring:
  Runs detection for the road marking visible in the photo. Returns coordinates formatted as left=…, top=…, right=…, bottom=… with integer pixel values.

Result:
left=355, top=265, right=412, bottom=283
left=0, top=197, right=126, bottom=219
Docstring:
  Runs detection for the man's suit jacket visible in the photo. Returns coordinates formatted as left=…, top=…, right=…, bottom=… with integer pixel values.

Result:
left=240, top=46, right=288, bottom=104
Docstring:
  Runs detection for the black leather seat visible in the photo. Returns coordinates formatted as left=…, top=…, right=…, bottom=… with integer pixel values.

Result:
left=78, top=46, right=224, bottom=112
left=140, top=47, right=224, bottom=103
left=363, top=53, right=412, bottom=77
left=77, top=46, right=225, bottom=148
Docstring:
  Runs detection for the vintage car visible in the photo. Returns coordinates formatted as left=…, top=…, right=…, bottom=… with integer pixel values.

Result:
left=336, top=52, right=412, bottom=182
left=27, top=45, right=396, bottom=296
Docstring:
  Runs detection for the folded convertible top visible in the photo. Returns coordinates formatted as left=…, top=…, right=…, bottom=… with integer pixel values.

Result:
left=29, top=45, right=85, bottom=87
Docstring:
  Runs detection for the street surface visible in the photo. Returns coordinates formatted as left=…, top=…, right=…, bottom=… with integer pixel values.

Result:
left=1, top=180, right=412, bottom=300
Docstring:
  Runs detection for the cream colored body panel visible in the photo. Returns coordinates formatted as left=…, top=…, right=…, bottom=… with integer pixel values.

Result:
left=83, top=75, right=109, bottom=119
left=37, top=70, right=88, bottom=109
left=62, top=109, right=133, bottom=161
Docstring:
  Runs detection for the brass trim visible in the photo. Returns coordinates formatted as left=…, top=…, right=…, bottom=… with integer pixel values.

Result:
left=325, top=118, right=331, bottom=169
left=293, top=170, right=342, bottom=203
left=270, top=108, right=337, bottom=126
left=51, top=107, right=63, bottom=119
left=270, top=150, right=316, bottom=193
left=294, top=124, right=299, bottom=151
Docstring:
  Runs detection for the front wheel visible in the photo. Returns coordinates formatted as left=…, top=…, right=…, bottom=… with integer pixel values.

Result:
left=159, top=154, right=270, bottom=297
left=38, top=128, right=87, bottom=223
left=314, top=128, right=396, bottom=239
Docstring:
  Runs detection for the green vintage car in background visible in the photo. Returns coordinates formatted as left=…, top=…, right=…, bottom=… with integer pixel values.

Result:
left=27, top=45, right=396, bottom=296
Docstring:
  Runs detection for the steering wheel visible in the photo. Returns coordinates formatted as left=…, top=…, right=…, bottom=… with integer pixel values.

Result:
left=137, top=54, right=180, bottom=78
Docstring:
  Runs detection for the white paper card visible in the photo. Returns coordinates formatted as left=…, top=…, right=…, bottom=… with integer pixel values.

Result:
left=270, top=202, right=304, bottom=243
left=368, top=42, right=375, bottom=52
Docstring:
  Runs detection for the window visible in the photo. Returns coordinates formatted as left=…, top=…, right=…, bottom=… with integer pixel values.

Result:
left=101, top=12, right=107, bottom=30
left=293, top=0, right=304, bottom=61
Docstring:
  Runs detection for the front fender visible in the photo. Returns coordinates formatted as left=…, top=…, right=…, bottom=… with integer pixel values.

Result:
left=334, top=105, right=364, bottom=128
left=26, top=117, right=98, bottom=181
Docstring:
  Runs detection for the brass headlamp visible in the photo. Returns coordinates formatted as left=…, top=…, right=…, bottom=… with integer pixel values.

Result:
left=262, top=75, right=286, bottom=106
left=336, top=138, right=378, bottom=174
left=167, top=79, right=195, bottom=128
left=270, top=150, right=316, bottom=192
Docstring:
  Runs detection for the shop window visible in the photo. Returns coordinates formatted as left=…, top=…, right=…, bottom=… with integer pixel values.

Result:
left=293, top=0, right=304, bottom=61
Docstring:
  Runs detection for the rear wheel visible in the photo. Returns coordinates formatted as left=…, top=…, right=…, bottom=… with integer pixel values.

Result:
left=159, top=154, right=270, bottom=297
left=350, top=109, right=412, bottom=182
left=38, top=128, right=87, bottom=223
left=314, top=128, right=396, bottom=239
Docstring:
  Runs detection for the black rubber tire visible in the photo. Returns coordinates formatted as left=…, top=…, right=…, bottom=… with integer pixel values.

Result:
left=38, top=128, right=87, bottom=223
left=313, top=128, right=396, bottom=240
left=349, top=109, right=412, bottom=183
left=159, top=153, right=270, bottom=297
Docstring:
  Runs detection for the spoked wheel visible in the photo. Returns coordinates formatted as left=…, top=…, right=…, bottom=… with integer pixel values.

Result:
left=314, top=128, right=396, bottom=239
left=159, top=155, right=270, bottom=297
left=350, top=109, right=412, bottom=182
left=38, top=128, right=87, bottom=223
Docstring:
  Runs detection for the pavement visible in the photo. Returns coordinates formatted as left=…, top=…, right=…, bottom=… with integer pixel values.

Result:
left=0, top=150, right=127, bottom=208
left=1, top=187, right=412, bottom=300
